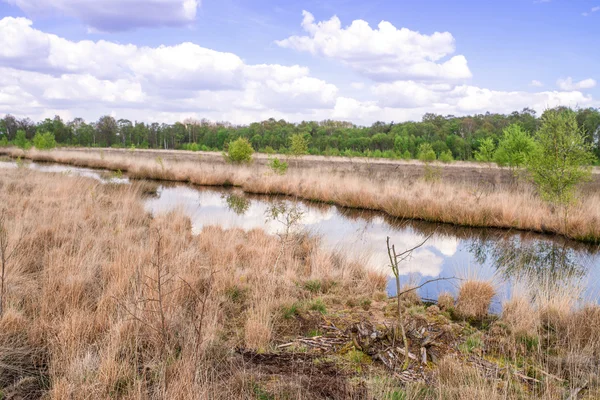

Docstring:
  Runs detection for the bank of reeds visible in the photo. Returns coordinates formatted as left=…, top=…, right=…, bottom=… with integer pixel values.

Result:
left=0, top=168, right=386, bottom=398
left=2, top=167, right=600, bottom=398
left=3, top=148, right=599, bottom=242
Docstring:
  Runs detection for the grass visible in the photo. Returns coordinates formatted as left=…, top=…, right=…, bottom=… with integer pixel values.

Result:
left=2, top=147, right=600, bottom=242
left=2, top=165, right=600, bottom=399
left=0, top=168, right=384, bottom=399
left=456, top=279, right=496, bottom=321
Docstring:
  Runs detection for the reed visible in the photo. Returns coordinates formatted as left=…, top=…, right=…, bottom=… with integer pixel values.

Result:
left=2, top=147, right=599, bottom=242
left=0, top=168, right=385, bottom=399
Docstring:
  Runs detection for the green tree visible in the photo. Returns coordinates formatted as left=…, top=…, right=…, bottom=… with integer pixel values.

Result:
left=226, top=137, right=254, bottom=163
left=289, top=134, right=309, bottom=156
left=438, top=150, right=454, bottom=163
left=527, top=109, right=596, bottom=207
left=32, top=132, right=57, bottom=150
left=493, top=124, right=536, bottom=171
left=14, top=130, right=30, bottom=149
left=417, top=143, right=436, bottom=162
left=474, top=138, right=496, bottom=162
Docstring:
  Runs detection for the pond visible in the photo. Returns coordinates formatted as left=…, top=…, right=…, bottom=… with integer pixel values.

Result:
left=3, top=160, right=599, bottom=310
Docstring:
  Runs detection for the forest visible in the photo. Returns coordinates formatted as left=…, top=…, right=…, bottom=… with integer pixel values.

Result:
left=2, top=107, right=600, bottom=162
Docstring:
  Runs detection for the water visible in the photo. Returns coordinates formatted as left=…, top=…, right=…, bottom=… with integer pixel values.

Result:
left=0, top=159, right=129, bottom=184
left=3, top=160, right=599, bottom=308
left=145, top=184, right=600, bottom=310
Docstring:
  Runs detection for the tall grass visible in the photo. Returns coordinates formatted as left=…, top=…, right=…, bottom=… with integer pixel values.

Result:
left=0, top=168, right=384, bottom=399
left=2, top=147, right=599, bottom=242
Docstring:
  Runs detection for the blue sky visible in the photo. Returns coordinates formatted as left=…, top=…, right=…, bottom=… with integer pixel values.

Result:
left=0, top=0, right=598, bottom=124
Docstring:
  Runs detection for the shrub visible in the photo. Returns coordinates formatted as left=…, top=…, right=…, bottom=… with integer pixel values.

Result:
left=474, top=138, right=495, bottom=162
left=268, top=157, right=288, bottom=175
left=32, top=132, right=57, bottom=150
left=401, top=150, right=412, bottom=160
left=14, top=130, right=31, bottom=150
left=438, top=150, right=454, bottom=163
left=288, top=134, right=309, bottom=156
left=226, top=137, right=254, bottom=164
left=417, top=143, right=436, bottom=162
left=493, top=124, right=536, bottom=171
left=263, top=146, right=275, bottom=154
left=456, top=280, right=495, bottom=320
left=0, top=136, right=8, bottom=147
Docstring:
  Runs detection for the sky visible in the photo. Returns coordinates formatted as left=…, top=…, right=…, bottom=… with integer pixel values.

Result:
left=0, top=0, right=599, bottom=125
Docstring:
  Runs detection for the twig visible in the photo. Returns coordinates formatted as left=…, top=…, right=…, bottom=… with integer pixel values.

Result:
left=393, top=277, right=460, bottom=298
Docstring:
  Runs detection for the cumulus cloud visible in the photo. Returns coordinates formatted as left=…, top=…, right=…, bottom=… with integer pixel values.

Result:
left=276, top=10, right=472, bottom=82
left=0, top=16, right=597, bottom=126
left=0, top=17, right=337, bottom=121
left=333, top=83, right=595, bottom=123
left=530, top=80, right=544, bottom=87
left=556, top=77, right=597, bottom=90
left=3, top=0, right=200, bottom=31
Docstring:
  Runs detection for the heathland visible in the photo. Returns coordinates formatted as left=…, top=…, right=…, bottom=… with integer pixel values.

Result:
left=1, top=108, right=599, bottom=398
left=2, top=165, right=600, bottom=399
left=1, top=146, right=599, bottom=243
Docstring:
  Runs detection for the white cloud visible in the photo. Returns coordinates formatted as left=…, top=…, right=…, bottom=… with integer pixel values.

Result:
left=276, top=10, right=472, bottom=82
left=333, top=84, right=595, bottom=123
left=0, top=16, right=597, bottom=126
left=530, top=80, right=544, bottom=87
left=556, top=77, right=597, bottom=90
left=3, top=0, right=200, bottom=31
left=0, top=17, right=337, bottom=121
left=582, top=6, right=600, bottom=16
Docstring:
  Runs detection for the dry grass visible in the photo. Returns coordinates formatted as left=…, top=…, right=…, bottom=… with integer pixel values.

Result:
left=437, top=291, right=455, bottom=311
left=456, top=280, right=496, bottom=320
left=2, top=147, right=600, bottom=242
left=0, top=168, right=385, bottom=399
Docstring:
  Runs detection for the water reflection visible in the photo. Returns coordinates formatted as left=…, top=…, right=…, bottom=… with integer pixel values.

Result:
left=3, top=160, right=599, bottom=304
left=144, top=184, right=600, bottom=303
left=0, top=160, right=129, bottom=184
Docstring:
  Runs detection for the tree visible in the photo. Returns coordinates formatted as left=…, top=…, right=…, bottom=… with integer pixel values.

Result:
left=438, top=150, right=454, bottom=163
left=14, top=130, right=30, bottom=149
left=226, top=137, right=254, bottom=163
left=33, top=132, right=57, bottom=150
left=493, top=124, right=536, bottom=171
left=289, top=134, right=309, bottom=156
left=527, top=109, right=596, bottom=207
left=96, top=115, right=118, bottom=147
left=474, top=138, right=496, bottom=162
left=417, top=143, right=436, bottom=162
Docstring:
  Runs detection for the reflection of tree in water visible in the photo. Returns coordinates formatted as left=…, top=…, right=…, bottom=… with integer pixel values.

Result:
left=222, top=193, right=250, bottom=216
left=467, top=234, right=590, bottom=283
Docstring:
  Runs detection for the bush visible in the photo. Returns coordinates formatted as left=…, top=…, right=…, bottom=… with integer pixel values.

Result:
left=263, top=146, right=275, bottom=154
left=0, top=136, right=8, bottom=147
left=268, top=157, right=288, bottom=175
left=474, top=138, right=495, bottom=162
left=401, top=150, right=412, bottom=160
left=493, top=124, right=536, bottom=171
left=14, top=130, right=31, bottom=150
left=417, top=143, right=436, bottom=162
left=32, top=132, right=57, bottom=150
left=438, top=150, right=454, bottom=163
left=289, top=134, right=309, bottom=156
left=225, top=137, right=254, bottom=163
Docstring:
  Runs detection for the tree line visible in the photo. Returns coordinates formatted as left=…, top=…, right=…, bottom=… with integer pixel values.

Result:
left=1, top=107, right=599, bottom=162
